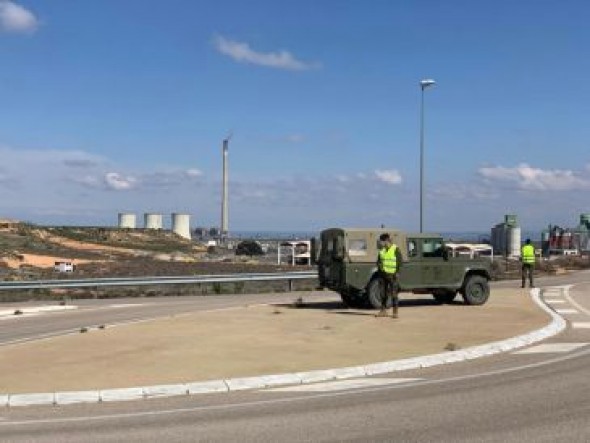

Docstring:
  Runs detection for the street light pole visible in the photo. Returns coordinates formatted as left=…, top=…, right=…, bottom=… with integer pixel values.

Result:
left=419, top=78, right=436, bottom=233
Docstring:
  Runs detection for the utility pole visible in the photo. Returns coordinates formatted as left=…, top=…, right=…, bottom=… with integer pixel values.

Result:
left=220, top=135, right=230, bottom=244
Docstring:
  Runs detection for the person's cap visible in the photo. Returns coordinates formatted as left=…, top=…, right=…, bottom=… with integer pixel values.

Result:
left=526, top=238, right=531, bottom=243
left=379, top=233, right=390, bottom=241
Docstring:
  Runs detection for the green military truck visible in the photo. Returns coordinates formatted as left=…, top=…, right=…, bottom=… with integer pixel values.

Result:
left=315, top=227, right=492, bottom=308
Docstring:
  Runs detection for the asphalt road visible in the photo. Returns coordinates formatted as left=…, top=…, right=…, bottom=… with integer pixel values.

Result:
left=0, top=272, right=589, bottom=442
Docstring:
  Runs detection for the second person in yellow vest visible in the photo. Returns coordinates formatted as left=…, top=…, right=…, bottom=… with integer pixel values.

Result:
left=521, top=238, right=535, bottom=288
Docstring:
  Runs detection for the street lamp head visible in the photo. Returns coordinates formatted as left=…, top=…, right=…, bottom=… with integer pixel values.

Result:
left=420, top=79, right=436, bottom=89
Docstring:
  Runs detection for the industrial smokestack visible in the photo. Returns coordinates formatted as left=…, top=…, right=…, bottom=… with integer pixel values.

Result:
left=221, top=136, right=230, bottom=241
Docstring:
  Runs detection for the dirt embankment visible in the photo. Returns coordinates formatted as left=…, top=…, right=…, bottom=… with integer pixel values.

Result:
left=0, top=224, right=205, bottom=271
left=0, top=224, right=314, bottom=301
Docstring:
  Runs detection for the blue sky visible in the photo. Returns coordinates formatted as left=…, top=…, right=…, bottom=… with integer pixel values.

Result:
left=1, top=0, right=589, bottom=233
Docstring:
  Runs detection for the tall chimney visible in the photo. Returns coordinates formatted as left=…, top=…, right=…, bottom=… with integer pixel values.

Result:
left=221, top=137, right=229, bottom=241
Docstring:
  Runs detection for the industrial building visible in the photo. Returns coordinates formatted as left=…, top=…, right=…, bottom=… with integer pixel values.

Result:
left=116, top=212, right=192, bottom=240
left=144, top=213, right=163, bottom=230
left=542, top=213, right=590, bottom=256
left=490, top=214, right=521, bottom=257
left=117, top=213, right=137, bottom=229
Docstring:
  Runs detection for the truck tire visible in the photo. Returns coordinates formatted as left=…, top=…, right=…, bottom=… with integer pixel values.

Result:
left=432, top=290, right=457, bottom=304
left=366, top=278, right=392, bottom=309
left=461, top=275, right=490, bottom=305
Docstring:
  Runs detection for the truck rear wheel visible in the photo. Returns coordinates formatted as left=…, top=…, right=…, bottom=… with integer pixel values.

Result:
left=461, top=275, right=490, bottom=305
left=367, top=278, right=392, bottom=309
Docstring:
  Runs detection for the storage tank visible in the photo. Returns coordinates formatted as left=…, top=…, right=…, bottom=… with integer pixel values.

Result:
left=171, top=213, right=191, bottom=240
left=118, top=213, right=136, bottom=229
left=144, top=213, right=163, bottom=230
left=490, top=224, right=502, bottom=255
left=507, top=226, right=521, bottom=257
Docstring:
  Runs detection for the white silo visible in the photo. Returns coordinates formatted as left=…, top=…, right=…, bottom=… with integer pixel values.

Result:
left=118, top=213, right=136, bottom=229
left=507, top=226, right=521, bottom=257
left=144, top=213, right=163, bottom=230
left=171, top=213, right=191, bottom=240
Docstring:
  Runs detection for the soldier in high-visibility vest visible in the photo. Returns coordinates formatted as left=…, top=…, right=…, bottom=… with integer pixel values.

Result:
left=521, top=238, right=535, bottom=288
left=376, top=233, right=403, bottom=318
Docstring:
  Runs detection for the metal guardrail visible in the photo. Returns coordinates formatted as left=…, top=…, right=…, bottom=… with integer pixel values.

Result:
left=0, top=271, right=318, bottom=291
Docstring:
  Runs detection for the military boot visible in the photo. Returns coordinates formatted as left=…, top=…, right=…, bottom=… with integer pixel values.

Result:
left=375, top=309, right=388, bottom=317
left=391, top=305, right=398, bottom=319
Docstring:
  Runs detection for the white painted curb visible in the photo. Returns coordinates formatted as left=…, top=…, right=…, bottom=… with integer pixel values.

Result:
left=2, top=287, right=568, bottom=407
left=225, top=373, right=302, bottom=391
left=187, top=380, right=229, bottom=394
left=143, top=384, right=188, bottom=399
left=100, top=387, right=144, bottom=403
left=55, top=390, right=101, bottom=405
left=8, top=393, right=55, bottom=407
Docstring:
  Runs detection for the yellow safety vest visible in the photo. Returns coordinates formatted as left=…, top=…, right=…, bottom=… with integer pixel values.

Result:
left=522, top=244, right=535, bottom=265
left=379, top=245, right=398, bottom=274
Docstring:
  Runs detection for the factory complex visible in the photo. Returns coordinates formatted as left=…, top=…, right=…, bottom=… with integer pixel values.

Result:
left=491, top=213, right=590, bottom=258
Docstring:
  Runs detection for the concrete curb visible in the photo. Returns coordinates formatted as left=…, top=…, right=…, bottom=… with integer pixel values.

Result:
left=2, top=287, right=567, bottom=407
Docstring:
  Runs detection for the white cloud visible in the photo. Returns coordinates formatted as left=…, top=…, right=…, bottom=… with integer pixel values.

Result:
left=102, top=169, right=202, bottom=191
left=478, top=163, right=590, bottom=191
left=104, top=172, right=137, bottom=191
left=374, top=169, right=402, bottom=185
left=213, top=35, right=319, bottom=71
left=184, top=168, right=202, bottom=178
left=3, top=142, right=588, bottom=231
left=72, top=175, right=101, bottom=188
left=0, top=0, right=38, bottom=34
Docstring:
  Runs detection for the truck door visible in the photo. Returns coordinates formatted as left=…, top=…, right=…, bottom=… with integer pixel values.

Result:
left=420, top=238, right=449, bottom=286
left=397, top=238, right=421, bottom=290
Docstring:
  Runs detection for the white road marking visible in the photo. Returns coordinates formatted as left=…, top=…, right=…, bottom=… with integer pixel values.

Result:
left=572, top=322, right=590, bottom=329
left=555, top=308, right=579, bottom=314
left=265, top=378, right=422, bottom=393
left=562, top=289, right=590, bottom=316
left=513, top=343, right=589, bottom=354
left=0, top=306, right=77, bottom=317
left=108, top=304, right=148, bottom=309
left=544, top=299, right=566, bottom=304
left=542, top=288, right=565, bottom=295
left=0, top=313, right=42, bottom=321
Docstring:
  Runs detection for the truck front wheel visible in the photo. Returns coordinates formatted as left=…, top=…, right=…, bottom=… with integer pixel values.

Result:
left=461, top=275, right=490, bottom=305
left=366, top=278, right=392, bottom=309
